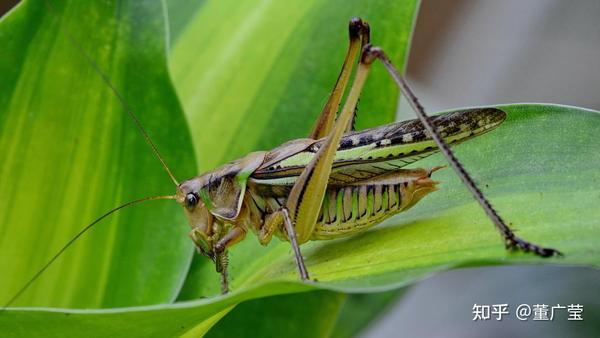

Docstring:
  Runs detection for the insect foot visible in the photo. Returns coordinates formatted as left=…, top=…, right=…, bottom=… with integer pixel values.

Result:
left=505, top=235, right=563, bottom=258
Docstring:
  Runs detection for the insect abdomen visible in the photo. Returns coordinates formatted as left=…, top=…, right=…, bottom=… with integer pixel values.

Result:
left=311, top=169, right=439, bottom=240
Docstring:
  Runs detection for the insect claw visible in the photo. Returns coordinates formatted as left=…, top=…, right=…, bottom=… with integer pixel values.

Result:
left=504, top=235, right=563, bottom=258
left=505, top=240, right=517, bottom=251
left=537, top=247, right=563, bottom=258
left=194, top=244, right=215, bottom=261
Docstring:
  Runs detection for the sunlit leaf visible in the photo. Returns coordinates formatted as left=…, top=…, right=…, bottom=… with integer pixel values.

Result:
left=0, top=0, right=196, bottom=308
left=227, top=104, right=599, bottom=291
left=3, top=104, right=598, bottom=336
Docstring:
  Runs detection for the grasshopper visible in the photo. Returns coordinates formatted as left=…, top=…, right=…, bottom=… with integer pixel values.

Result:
left=4, top=16, right=560, bottom=306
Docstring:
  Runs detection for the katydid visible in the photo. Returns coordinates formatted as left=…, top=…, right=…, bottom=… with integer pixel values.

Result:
left=3, top=16, right=561, bottom=308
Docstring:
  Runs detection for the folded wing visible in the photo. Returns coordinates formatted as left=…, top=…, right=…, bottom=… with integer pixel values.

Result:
left=251, top=108, right=505, bottom=193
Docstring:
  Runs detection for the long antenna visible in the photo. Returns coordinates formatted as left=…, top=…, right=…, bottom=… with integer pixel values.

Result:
left=1, top=195, right=177, bottom=311
left=2, top=1, right=184, bottom=309
left=44, top=0, right=179, bottom=186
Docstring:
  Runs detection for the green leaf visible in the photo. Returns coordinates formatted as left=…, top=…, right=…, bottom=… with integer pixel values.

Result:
left=218, top=104, right=600, bottom=291
left=0, top=0, right=196, bottom=308
left=2, top=104, right=599, bottom=336
left=205, top=291, right=346, bottom=338
left=330, top=290, right=404, bottom=338
left=0, top=282, right=308, bottom=338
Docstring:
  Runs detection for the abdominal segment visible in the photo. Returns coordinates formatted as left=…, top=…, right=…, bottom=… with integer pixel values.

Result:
left=248, top=168, right=440, bottom=242
left=311, top=169, right=439, bottom=239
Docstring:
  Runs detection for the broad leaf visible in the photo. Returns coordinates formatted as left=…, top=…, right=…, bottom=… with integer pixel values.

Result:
left=330, top=290, right=404, bottom=338
left=0, top=0, right=196, bottom=308
left=205, top=291, right=346, bottom=338
left=222, top=104, right=599, bottom=290
left=3, top=104, right=599, bottom=337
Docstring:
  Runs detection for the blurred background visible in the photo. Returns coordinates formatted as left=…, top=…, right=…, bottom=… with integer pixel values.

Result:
left=366, top=0, right=600, bottom=337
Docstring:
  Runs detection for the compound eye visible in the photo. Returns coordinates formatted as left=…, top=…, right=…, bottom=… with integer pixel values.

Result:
left=185, top=193, right=199, bottom=208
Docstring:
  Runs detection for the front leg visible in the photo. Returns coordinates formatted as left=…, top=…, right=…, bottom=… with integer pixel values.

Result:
left=214, top=226, right=246, bottom=254
left=213, top=226, right=246, bottom=294
left=189, top=228, right=212, bottom=258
